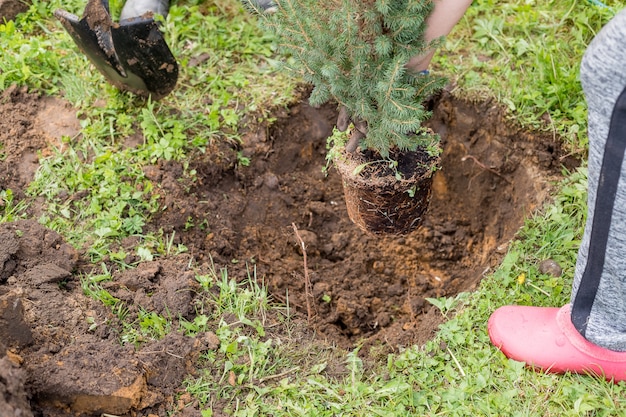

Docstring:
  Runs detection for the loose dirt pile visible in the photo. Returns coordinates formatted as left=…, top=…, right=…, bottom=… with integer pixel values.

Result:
left=0, top=85, right=575, bottom=415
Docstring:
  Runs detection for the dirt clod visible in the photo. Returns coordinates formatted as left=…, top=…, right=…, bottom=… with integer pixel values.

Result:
left=0, top=0, right=29, bottom=22
left=0, top=356, right=33, bottom=417
left=0, top=292, right=34, bottom=349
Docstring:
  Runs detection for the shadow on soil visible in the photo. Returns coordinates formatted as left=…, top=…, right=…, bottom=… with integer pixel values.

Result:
left=0, top=85, right=576, bottom=416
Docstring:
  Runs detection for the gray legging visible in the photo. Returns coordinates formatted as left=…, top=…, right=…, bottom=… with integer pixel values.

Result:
left=571, top=8, right=626, bottom=351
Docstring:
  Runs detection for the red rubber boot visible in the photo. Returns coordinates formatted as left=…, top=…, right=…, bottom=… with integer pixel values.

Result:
left=488, top=304, right=626, bottom=381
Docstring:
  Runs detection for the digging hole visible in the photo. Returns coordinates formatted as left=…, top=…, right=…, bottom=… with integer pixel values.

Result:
left=0, top=87, right=577, bottom=416
left=200, top=91, right=575, bottom=350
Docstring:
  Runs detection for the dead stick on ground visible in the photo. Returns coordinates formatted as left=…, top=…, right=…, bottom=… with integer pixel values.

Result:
left=461, top=154, right=512, bottom=184
left=292, top=222, right=313, bottom=322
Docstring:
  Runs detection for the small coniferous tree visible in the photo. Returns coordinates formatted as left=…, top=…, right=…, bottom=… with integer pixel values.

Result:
left=248, top=0, right=447, bottom=158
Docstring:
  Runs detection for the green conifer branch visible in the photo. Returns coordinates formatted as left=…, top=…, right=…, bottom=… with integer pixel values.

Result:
left=251, top=0, right=446, bottom=157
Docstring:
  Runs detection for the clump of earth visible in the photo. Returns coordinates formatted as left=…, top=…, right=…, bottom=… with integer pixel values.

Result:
left=0, top=83, right=575, bottom=416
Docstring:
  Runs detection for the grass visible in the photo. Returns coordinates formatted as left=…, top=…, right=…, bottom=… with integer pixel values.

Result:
left=0, top=189, right=28, bottom=222
left=3, top=0, right=626, bottom=415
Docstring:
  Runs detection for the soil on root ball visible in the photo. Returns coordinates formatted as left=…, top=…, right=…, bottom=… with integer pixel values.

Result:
left=336, top=145, right=439, bottom=236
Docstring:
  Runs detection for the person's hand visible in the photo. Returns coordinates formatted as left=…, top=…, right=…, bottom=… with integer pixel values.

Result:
left=336, top=106, right=367, bottom=153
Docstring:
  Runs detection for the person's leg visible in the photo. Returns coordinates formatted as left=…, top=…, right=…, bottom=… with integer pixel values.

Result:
left=488, top=8, right=626, bottom=381
left=570, top=7, right=626, bottom=351
left=406, top=0, right=473, bottom=73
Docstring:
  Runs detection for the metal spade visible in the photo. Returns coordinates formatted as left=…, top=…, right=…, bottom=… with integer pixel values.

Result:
left=55, top=0, right=178, bottom=99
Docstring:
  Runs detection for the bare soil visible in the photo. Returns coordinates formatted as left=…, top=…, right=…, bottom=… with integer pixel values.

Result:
left=0, top=84, right=576, bottom=416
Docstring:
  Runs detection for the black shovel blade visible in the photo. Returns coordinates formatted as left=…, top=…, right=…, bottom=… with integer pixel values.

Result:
left=55, top=0, right=178, bottom=99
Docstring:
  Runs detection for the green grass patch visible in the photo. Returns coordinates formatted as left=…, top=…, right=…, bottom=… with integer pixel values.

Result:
left=0, top=189, right=28, bottom=223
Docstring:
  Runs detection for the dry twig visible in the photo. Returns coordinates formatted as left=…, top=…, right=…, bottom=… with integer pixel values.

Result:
left=461, top=154, right=512, bottom=184
left=292, top=222, right=313, bottom=322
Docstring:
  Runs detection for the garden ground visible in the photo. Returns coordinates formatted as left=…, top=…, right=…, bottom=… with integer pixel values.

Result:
left=2, top=79, right=574, bottom=415
left=3, top=0, right=626, bottom=415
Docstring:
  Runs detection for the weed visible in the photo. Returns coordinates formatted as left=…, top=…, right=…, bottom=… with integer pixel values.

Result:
left=0, top=189, right=28, bottom=223
left=28, top=142, right=160, bottom=262
left=426, top=292, right=470, bottom=319
left=138, top=309, right=171, bottom=340
left=139, top=100, right=188, bottom=163
left=81, top=265, right=117, bottom=306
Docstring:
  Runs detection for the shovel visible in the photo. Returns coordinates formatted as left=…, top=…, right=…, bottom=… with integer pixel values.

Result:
left=54, top=0, right=178, bottom=99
